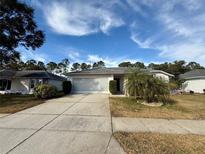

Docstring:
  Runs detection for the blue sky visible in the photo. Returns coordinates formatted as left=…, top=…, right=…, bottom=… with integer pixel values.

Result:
left=21, top=0, right=205, bottom=66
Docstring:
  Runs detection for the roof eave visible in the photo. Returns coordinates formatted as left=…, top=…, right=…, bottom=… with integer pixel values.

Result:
left=150, top=70, right=174, bottom=77
left=182, top=76, right=205, bottom=80
left=68, top=73, right=125, bottom=76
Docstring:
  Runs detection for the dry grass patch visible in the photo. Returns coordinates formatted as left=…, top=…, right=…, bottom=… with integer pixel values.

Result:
left=110, top=94, right=205, bottom=120
left=0, top=94, right=45, bottom=113
left=114, top=132, right=205, bottom=154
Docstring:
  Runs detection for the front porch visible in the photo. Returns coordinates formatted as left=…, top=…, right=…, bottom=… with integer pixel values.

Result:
left=0, top=79, right=12, bottom=94
left=0, top=78, right=47, bottom=94
left=113, top=75, right=125, bottom=94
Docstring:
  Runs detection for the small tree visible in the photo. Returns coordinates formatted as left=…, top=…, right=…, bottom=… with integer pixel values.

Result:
left=143, top=76, right=169, bottom=103
left=109, top=80, right=117, bottom=94
left=0, top=0, right=45, bottom=68
left=125, top=68, right=170, bottom=103
left=62, top=81, right=72, bottom=94
left=71, top=63, right=81, bottom=71
left=125, top=68, right=147, bottom=99
left=92, top=61, right=105, bottom=68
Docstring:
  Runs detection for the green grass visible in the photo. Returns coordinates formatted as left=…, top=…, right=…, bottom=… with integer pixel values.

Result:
left=109, top=94, right=205, bottom=119
left=0, top=94, right=45, bottom=113
left=114, top=132, right=205, bottom=154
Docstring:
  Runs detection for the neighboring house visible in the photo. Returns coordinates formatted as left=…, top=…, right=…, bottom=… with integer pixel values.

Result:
left=68, top=67, right=174, bottom=94
left=180, top=69, right=205, bottom=93
left=0, top=70, right=67, bottom=94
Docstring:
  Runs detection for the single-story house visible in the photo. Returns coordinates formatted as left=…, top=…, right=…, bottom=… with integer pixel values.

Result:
left=68, top=67, right=174, bottom=94
left=0, top=70, right=67, bottom=94
left=180, top=69, right=205, bottom=93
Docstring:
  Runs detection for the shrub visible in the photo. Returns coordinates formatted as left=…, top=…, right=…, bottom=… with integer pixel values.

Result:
left=168, top=82, right=178, bottom=91
left=125, top=68, right=170, bottom=104
left=34, top=84, right=57, bottom=99
left=109, top=80, right=117, bottom=94
left=143, top=76, right=170, bottom=103
left=203, top=89, right=205, bottom=94
left=62, top=81, right=72, bottom=94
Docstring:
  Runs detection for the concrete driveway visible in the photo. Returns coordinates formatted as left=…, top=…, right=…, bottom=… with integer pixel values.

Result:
left=0, top=94, right=124, bottom=154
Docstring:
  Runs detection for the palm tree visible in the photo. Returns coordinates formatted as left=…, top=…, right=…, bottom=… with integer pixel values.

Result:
left=125, top=68, right=170, bottom=103
left=125, top=68, right=147, bottom=99
left=143, top=77, right=169, bottom=102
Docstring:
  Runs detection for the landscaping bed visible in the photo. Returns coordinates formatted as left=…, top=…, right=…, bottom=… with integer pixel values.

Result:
left=110, top=94, right=205, bottom=120
left=114, top=132, right=205, bottom=154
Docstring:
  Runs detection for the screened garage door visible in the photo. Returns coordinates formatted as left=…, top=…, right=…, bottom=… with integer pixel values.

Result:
left=72, top=77, right=109, bottom=93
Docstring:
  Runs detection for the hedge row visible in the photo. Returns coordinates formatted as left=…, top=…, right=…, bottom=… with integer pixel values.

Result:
left=109, top=80, right=117, bottom=94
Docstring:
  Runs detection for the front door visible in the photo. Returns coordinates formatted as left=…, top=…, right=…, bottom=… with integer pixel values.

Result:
left=114, top=78, right=120, bottom=92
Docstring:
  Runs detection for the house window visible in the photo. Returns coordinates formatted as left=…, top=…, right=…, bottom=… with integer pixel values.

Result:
left=36, top=79, right=43, bottom=85
left=0, top=80, right=11, bottom=90
left=38, top=79, right=43, bottom=84
left=30, top=79, right=35, bottom=89
left=43, top=79, right=48, bottom=84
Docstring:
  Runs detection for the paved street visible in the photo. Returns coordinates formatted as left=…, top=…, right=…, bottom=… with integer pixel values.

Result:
left=0, top=94, right=124, bottom=154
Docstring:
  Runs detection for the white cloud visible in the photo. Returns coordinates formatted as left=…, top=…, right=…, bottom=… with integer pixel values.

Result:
left=158, top=43, right=205, bottom=63
left=126, top=0, right=147, bottom=16
left=87, top=54, right=140, bottom=67
left=20, top=50, right=48, bottom=63
left=68, top=50, right=80, bottom=61
left=41, top=0, right=124, bottom=36
left=87, top=55, right=102, bottom=62
left=131, top=33, right=153, bottom=49
left=30, top=0, right=205, bottom=66
left=128, top=0, right=205, bottom=65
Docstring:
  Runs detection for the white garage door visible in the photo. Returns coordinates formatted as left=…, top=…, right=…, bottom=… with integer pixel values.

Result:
left=72, top=77, right=109, bottom=93
left=184, top=79, right=205, bottom=93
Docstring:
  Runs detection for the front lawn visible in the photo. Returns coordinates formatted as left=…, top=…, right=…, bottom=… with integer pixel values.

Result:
left=114, top=132, right=205, bottom=154
left=110, top=94, right=205, bottom=120
left=0, top=94, right=45, bottom=113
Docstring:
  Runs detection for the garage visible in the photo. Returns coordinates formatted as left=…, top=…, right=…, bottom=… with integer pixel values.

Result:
left=71, top=76, right=112, bottom=93
left=183, top=79, right=205, bottom=93
left=180, top=69, right=205, bottom=93
left=68, top=67, right=174, bottom=94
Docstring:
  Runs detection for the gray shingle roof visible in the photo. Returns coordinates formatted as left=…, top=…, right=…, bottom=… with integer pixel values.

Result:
left=68, top=67, right=174, bottom=77
left=15, top=70, right=50, bottom=78
left=0, top=70, right=67, bottom=81
left=180, top=69, right=205, bottom=79
left=68, top=67, right=128, bottom=75
left=0, top=70, right=16, bottom=79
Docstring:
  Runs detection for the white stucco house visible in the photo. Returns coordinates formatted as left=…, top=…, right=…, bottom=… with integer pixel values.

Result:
left=68, top=67, right=174, bottom=94
left=0, top=70, right=67, bottom=94
left=180, top=69, right=205, bottom=93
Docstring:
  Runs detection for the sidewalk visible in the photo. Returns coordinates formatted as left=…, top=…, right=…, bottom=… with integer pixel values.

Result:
left=112, top=117, right=205, bottom=135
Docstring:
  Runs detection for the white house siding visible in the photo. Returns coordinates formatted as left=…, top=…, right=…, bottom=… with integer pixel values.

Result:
left=183, top=79, right=205, bottom=93
left=48, top=80, right=63, bottom=91
left=154, top=73, right=170, bottom=82
left=11, top=79, right=30, bottom=94
left=71, top=75, right=113, bottom=93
